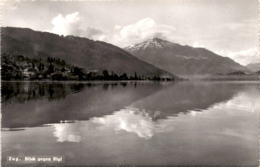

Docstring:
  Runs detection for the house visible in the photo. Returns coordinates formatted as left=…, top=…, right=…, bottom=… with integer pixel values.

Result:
left=23, top=68, right=36, bottom=78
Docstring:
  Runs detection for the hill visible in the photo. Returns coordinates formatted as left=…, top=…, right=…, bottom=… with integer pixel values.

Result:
left=1, top=27, right=175, bottom=80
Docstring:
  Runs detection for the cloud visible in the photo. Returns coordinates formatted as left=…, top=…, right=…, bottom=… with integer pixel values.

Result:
left=110, top=18, right=176, bottom=47
left=50, top=14, right=257, bottom=66
left=53, top=123, right=81, bottom=142
left=51, top=12, right=80, bottom=36
left=51, top=12, right=105, bottom=40
left=51, top=17, right=176, bottom=47
left=218, top=48, right=259, bottom=65
left=192, top=42, right=206, bottom=48
left=91, top=107, right=155, bottom=139
left=2, top=0, right=21, bottom=11
left=83, top=27, right=105, bottom=40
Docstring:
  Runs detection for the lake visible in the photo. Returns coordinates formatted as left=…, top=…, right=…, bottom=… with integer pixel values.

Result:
left=1, top=81, right=260, bottom=166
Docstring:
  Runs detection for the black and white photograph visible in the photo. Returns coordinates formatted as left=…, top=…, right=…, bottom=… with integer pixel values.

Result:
left=1, top=0, right=260, bottom=166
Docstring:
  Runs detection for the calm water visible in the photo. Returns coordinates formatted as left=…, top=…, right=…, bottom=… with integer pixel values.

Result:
left=2, top=81, right=260, bottom=166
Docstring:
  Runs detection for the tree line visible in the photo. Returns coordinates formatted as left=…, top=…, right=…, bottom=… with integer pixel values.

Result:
left=1, top=54, right=168, bottom=81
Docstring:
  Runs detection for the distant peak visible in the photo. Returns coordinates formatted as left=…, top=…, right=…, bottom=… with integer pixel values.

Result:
left=146, top=37, right=168, bottom=43
left=151, top=37, right=165, bottom=41
left=126, top=37, right=177, bottom=51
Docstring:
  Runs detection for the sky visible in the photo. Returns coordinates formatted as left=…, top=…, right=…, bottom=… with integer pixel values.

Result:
left=1, top=0, right=259, bottom=65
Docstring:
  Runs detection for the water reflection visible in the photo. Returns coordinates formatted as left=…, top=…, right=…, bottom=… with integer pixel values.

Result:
left=52, top=107, right=157, bottom=142
left=2, top=82, right=246, bottom=129
left=2, top=81, right=166, bottom=128
left=2, top=82, right=259, bottom=166
left=92, top=107, right=155, bottom=139
left=50, top=84, right=260, bottom=144
left=53, top=123, right=82, bottom=142
left=2, top=81, right=86, bottom=103
left=131, top=82, right=247, bottom=118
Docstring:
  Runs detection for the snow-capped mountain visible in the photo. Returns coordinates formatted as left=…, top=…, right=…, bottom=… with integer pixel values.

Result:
left=125, top=38, right=176, bottom=51
left=125, top=38, right=248, bottom=76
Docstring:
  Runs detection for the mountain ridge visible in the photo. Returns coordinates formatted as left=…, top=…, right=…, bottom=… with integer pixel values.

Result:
left=125, top=38, right=248, bottom=76
left=1, top=27, right=176, bottom=80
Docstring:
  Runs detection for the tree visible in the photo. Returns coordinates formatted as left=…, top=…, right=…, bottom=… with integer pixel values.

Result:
left=72, top=66, right=85, bottom=80
left=110, top=71, right=119, bottom=80
left=102, top=70, right=109, bottom=80
left=120, top=73, right=128, bottom=80
left=47, top=63, right=54, bottom=73
left=47, top=57, right=54, bottom=63
left=38, top=63, right=45, bottom=71
left=61, top=67, right=66, bottom=72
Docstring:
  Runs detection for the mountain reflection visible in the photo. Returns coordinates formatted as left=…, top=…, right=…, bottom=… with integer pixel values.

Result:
left=2, top=82, right=259, bottom=166
left=130, top=82, right=247, bottom=118
left=50, top=85, right=260, bottom=143
left=1, top=81, right=249, bottom=129
left=2, top=82, right=165, bottom=128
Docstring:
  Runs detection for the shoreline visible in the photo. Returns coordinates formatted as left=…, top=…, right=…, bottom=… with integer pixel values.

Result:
left=1, top=79, right=260, bottom=84
left=1, top=80, right=174, bottom=84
